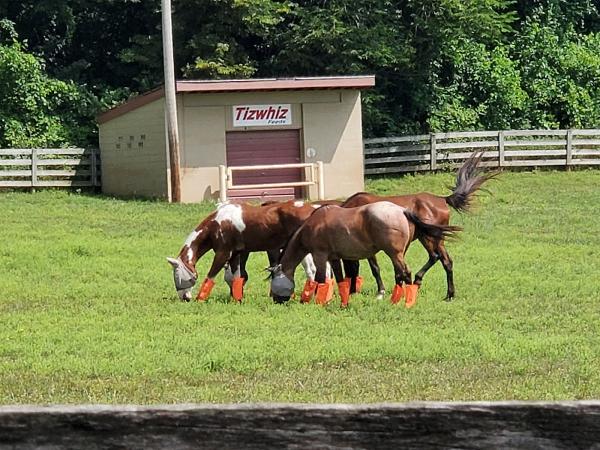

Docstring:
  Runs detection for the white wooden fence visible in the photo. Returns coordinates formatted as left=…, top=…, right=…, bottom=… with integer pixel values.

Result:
left=0, top=148, right=100, bottom=188
left=364, top=129, right=600, bottom=175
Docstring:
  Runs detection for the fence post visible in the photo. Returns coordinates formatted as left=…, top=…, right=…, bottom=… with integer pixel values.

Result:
left=430, top=133, right=437, bottom=171
left=219, top=165, right=228, bottom=203
left=566, top=129, right=573, bottom=170
left=31, top=149, right=38, bottom=192
left=317, top=161, right=325, bottom=200
left=91, top=149, right=98, bottom=187
left=498, top=131, right=505, bottom=168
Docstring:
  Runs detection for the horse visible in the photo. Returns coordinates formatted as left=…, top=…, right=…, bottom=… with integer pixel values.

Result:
left=270, top=202, right=461, bottom=308
left=341, top=151, right=497, bottom=300
left=166, top=199, right=335, bottom=302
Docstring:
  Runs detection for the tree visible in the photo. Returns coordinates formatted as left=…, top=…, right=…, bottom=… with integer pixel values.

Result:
left=0, top=23, right=96, bottom=147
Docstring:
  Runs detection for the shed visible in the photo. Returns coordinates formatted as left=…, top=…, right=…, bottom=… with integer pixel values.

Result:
left=97, top=76, right=375, bottom=202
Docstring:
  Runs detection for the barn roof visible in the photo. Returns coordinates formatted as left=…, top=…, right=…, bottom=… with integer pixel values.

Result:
left=97, top=76, right=375, bottom=124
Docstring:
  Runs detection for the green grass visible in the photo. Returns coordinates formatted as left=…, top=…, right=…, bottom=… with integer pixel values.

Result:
left=1, top=169, right=600, bottom=404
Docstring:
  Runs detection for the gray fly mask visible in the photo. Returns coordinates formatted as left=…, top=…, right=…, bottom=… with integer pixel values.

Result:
left=270, top=264, right=295, bottom=302
left=167, top=257, right=197, bottom=301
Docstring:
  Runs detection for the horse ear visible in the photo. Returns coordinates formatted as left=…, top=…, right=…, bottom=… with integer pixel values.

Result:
left=166, top=257, right=179, bottom=268
left=265, top=264, right=282, bottom=273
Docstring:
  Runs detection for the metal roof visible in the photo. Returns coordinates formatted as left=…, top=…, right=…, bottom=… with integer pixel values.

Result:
left=97, top=76, right=375, bottom=124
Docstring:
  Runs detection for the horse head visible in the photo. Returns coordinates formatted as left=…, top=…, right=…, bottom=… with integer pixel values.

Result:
left=268, top=264, right=295, bottom=303
left=166, top=257, right=198, bottom=301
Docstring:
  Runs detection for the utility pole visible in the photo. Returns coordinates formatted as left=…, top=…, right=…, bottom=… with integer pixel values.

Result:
left=161, top=0, right=181, bottom=202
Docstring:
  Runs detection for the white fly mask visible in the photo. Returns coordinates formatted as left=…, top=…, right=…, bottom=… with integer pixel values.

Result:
left=167, top=257, right=197, bottom=301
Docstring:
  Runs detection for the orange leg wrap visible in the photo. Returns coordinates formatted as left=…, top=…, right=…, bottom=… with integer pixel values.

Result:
left=404, top=284, right=419, bottom=309
left=355, top=276, right=364, bottom=293
left=301, top=280, right=319, bottom=303
left=315, top=283, right=330, bottom=305
left=231, top=276, right=244, bottom=302
left=196, top=278, right=215, bottom=302
left=325, top=278, right=335, bottom=303
left=390, top=284, right=405, bottom=305
left=338, top=279, right=351, bottom=308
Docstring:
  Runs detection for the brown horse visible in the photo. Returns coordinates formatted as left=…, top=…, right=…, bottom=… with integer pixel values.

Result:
left=270, top=202, right=461, bottom=308
left=166, top=200, right=335, bottom=302
left=341, top=151, right=497, bottom=300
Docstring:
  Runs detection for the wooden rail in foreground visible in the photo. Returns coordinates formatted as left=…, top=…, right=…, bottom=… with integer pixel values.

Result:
left=364, top=129, right=600, bottom=175
left=0, top=148, right=100, bottom=188
left=1, top=401, right=600, bottom=449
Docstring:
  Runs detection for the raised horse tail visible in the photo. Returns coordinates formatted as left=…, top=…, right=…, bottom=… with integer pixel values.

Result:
left=403, top=210, right=462, bottom=241
left=445, top=151, right=498, bottom=213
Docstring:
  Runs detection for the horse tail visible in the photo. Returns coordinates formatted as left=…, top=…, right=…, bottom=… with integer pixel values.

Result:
left=445, top=151, right=498, bottom=213
left=403, top=210, right=462, bottom=241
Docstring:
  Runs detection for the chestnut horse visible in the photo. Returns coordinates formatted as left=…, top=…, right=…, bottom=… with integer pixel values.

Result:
left=166, top=200, right=334, bottom=302
left=270, top=202, right=461, bottom=308
left=341, top=151, right=496, bottom=300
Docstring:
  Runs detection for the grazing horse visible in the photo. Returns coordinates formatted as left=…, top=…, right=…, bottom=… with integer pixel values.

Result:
left=270, top=202, right=461, bottom=308
left=341, top=151, right=497, bottom=300
left=166, top=200, right=332, bottom=302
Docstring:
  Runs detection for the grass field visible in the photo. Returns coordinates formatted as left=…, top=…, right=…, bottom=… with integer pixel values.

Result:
left=1, top=170, right=600, bottom=404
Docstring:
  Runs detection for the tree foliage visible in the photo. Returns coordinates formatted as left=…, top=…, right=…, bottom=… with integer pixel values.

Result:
left=0, top=22, right=96, bottom=147
left=1, top=0, right=600, bottom=145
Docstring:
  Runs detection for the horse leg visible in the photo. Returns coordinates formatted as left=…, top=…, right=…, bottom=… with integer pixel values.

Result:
left=367, top=255, right=386, bottom=300
left=437, top=241, right=455, bottom=301
left=197, top=250, right=230, bottom=302
left=342, top=260, right=359, bottom=293
left=414, top=237, right=440, bottom=287
left=228, top=251, right=247, bottom=302
left=388, top=252, right=419, bottom=308
left=414, top=237, right=455, bottom=300
left=238, top=251, right=249, bottom=282
left=313, top=254, right=334, bottom=305
left=332, top=259, right=351, bottom=307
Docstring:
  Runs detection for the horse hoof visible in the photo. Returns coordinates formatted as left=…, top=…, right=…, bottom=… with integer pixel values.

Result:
left=376, top=291, right=385, bottom=300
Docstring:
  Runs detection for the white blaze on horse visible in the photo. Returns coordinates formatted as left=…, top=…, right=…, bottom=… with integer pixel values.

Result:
left=166, top=200, right=337, bottom=302
left=270, top=202, right=461, bottom=308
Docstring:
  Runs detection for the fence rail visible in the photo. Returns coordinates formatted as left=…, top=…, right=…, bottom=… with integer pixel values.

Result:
left=0, top=148, right=100, bottom=188
left=1, top=401, right=600, bottom=449
left=219, top=162, right=325, bottom=203
left=364, top=129, right=600, bottom=175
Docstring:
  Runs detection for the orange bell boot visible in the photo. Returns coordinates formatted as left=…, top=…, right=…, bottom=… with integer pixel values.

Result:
left=390, top=284, right=405, bottom=305
left=404, top=284, right=420, bottom=309
left=231, top=276, right=244, bottom=302
left=338, top=279, right=351, bottom=308
left=315, top=282, right=330, bottom=305
left=301, top=280, right=319, bottom=303
left=197, top=278, right=215, bottom=302
left=355, top=276, right=364, bottom=293
left=325, top=278, right=335, bottom=303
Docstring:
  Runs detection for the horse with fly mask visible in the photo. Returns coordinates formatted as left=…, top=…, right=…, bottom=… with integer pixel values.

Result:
left=270, top=202, right=461, bottom=308
left=167, top=200, right=334, bottom=302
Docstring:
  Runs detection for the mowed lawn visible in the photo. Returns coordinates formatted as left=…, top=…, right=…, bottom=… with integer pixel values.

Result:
left=1, top=170, right=599, bottom=404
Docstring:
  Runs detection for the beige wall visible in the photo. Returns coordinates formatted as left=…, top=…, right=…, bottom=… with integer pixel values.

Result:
left=303, top=90, right=364, bottom=200
left=179, top=89, right=364, bottom=202
left=99, top=99, right=169, bottom=199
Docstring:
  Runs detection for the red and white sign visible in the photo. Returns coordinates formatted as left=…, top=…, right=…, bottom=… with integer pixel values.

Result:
left=233, top=104, right=292, bottom=127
